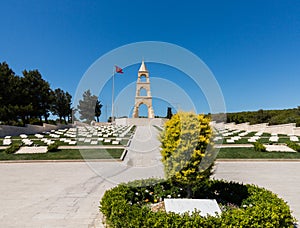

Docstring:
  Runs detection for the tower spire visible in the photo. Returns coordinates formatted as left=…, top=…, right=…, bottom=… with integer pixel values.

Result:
left=138, top=59, right=148, bottom=72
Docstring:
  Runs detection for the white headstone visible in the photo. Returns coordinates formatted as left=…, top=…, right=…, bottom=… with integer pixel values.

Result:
left=164, top=199, right=221, bottom=217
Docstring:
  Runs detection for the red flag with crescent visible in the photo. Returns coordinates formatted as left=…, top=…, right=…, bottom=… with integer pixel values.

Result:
left=115, top=65, right=123, bottom=74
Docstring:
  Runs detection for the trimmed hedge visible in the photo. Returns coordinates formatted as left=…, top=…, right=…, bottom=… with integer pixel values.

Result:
left=100, top=179, right=295, bottom=227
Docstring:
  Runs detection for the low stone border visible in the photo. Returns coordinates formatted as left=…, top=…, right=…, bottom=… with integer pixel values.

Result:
left=120, top=149, right=128, bottom=161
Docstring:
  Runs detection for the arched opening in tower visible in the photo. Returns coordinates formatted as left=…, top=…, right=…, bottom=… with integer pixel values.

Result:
left=138, top=103, right=148, bottom=117
left=139, top=88, right=147, bottom=96
left=139, top=75, right=147, bottom=82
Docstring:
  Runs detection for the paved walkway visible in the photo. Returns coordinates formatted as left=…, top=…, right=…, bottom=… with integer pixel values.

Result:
left=0, top=126, right=164, bottom=227
left=1, top=126, right=299, bottom=227
left=213, top=161, right=300, bottom=222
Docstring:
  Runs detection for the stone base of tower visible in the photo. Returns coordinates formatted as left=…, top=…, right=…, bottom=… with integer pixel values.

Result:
left=115, top=118, right=167, bottom=126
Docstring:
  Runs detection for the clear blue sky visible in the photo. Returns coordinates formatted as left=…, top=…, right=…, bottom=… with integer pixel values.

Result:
left=1, top=0, right=300, bottom=120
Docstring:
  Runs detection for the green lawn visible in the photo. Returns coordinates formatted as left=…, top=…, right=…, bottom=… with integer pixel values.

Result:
left=217, top=147, right=300, bottom=159
left=0, top=148, right=124, bottom=160
left=2, top=147, right=300, bottom=160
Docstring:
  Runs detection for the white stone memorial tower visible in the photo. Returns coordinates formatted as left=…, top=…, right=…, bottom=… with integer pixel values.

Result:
left=132, top=61, right=155, bottom=118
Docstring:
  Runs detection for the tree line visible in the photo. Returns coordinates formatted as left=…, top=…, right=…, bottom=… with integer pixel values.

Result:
left=0, top=62, right=72, bottom=125
left=211, top=107, right=300, bottom=126
left=0, top=62, right=105, bottom=126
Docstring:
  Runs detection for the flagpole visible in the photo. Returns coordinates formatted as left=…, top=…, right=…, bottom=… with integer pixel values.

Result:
left=111, top=66, right=115, bottom=124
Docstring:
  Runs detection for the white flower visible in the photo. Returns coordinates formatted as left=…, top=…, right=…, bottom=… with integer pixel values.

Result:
left=178, top=194, right=181, bottom=197
left=145, top=189, right=149, bottom=193
left=135, top=192, right=139, bottom=195
left=167, top=195, right=171, bottom=198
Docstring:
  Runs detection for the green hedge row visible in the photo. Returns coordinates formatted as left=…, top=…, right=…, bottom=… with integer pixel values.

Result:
left=100, top=179, right=295, bottom=227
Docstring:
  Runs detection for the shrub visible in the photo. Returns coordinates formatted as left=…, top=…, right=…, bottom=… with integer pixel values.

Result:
left=5, top=143, right=22, bottom=154
left=160, top=112, right=214, bottom=197
left=100, top=178, right=295, bottom=227
left=253, top=142, right=266, bottom=152
left=47, top=142, right=59, bottom=152
left=286, top=141, right=300, bottom=152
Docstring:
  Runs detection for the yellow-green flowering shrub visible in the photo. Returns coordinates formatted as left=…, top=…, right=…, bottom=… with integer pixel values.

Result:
left=160, top=112, right=214, bottom=195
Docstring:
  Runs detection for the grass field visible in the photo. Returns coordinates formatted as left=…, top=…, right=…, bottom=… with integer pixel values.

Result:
left=1, top=147, right=300, bottom=160
left=217, top=147, right=300, bottom=159
left=0, top=148, right=124, bottom=160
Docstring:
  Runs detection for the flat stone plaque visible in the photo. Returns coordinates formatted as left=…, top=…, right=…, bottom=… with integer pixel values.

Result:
left=164, top=199, right=221, bottom=217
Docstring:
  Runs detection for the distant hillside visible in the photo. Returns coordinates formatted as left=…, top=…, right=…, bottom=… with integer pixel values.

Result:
left=211, top=107, right=300, bottom=127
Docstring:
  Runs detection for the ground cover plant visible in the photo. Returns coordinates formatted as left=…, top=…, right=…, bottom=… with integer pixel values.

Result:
left=286, top=141, right=300, bottom=152
left=4, top=143, right=22, bottom=154
left=253, top=142, right=266, bottom=152
left=47, top=142, right=59, bottom=152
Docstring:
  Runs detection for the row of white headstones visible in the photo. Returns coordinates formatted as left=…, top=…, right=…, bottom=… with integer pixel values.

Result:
left=213, top=129, right=299, bottom=143
left=2, top=125, right=134, bottom=146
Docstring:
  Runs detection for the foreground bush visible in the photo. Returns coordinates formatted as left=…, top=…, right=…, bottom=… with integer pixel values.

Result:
left=100, top=178, right=295, bottom=227
left=160, top=112, right=215, bottom=197
left=5, top=143, right=22, bottom=154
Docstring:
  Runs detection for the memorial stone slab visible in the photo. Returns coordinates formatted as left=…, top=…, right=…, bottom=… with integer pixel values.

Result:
left=164, top=199, right=221, bottom=217
left=290, top=136, right=298, bottom=142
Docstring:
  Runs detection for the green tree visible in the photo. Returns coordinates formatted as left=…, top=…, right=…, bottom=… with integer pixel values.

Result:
left=0, top=62, right=17, bottom=123
left=77, top=89, right=99, bottom=123
left=160, top=111, right=213, bottom=197
left=22, top=70, right=53, bottom=124
left=51, top=88, right=72, bottom=124
left=95, top=100, right=103, bottom=122
left=0, top=62, right=30, bottom=125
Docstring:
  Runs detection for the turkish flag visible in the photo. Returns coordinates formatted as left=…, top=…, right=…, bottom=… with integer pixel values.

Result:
left=115, top=65, right=123, bottom=74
